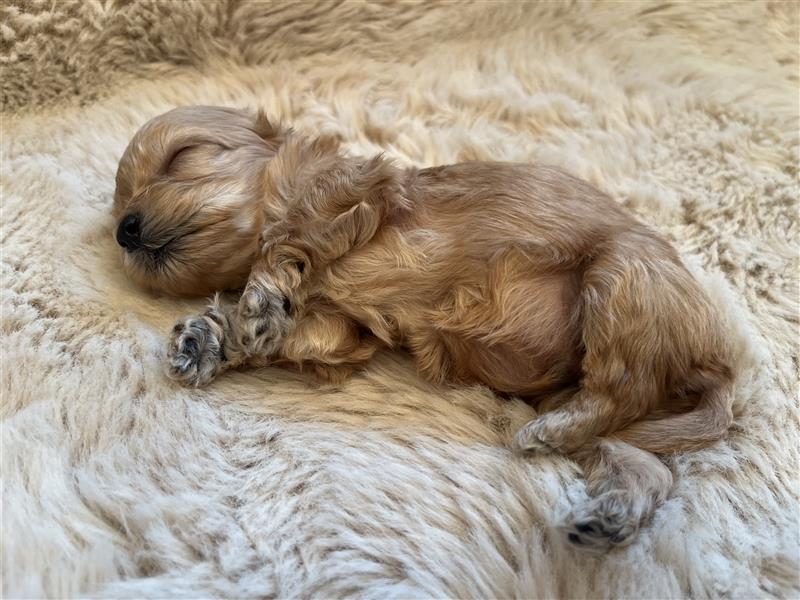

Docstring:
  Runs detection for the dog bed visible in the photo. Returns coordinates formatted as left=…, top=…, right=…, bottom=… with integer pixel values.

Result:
left=3, top=1, right=798, bottom=597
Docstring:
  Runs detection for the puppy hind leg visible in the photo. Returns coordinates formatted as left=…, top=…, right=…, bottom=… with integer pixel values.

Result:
left=513, top=390, right=620, bottom=454
left=515, top=366, right=659, bottom=455
left=578, top=235, right=712, bottom=438
left=516, top=244, right=676, bottom=455
left=536, top=385, right=582, bottom=414
left=562, top=438, right=672, bottom=552
left=550, top=261, right=672, bottom=550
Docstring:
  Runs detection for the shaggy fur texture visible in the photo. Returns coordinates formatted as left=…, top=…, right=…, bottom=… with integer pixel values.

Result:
left=2, top=0, right=798, bottom=597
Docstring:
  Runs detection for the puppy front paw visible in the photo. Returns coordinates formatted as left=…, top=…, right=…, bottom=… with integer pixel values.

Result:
left=236, top=280, right=292, bottom=357
left=167, top=314, right=226, bottom=387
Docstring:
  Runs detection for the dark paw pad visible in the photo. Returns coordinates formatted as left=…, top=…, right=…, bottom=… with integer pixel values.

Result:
left=182, top=337, right=199, bottom=356
left=236, top=283, right=291, bottom=355
left=562, top=493, right=640, bottom=553
left=166, top=316, right=223, bottom=387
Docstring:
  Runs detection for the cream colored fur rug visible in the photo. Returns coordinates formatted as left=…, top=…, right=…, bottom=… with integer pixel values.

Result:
left=2, top=1, right=798, bottom=598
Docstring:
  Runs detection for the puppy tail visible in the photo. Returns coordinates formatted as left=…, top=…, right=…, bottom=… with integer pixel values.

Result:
left=612, top=383, right=734, bottom=454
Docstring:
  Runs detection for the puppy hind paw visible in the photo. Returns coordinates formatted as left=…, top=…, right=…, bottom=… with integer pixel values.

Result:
left=166, top=315, right=225, bottom=387
left=561, top=491, right=640, bottom=553
left=512, top=418, right=557, bottom=454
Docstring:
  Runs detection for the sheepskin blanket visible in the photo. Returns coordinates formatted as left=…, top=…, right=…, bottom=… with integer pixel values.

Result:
left=3, top=1, right=798, bottom=597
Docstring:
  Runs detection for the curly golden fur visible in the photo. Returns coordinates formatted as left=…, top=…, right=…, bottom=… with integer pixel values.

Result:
left=113, top=106, right=736, bottom=551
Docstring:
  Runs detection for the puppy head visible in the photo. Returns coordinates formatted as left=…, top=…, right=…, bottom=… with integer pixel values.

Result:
left=113, top=106, right=287, bottom=296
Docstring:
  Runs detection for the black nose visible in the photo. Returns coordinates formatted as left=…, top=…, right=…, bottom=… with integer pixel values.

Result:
left=116, top=214, right=142, bottom=251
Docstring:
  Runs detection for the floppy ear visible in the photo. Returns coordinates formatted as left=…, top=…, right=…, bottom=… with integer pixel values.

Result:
left=263, top=133, right=406, bottom=239
left=261, top=133, right=344, bottom=211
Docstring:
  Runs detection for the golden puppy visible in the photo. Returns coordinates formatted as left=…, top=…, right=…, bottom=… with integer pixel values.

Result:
left=113, top=106, right=736, bottom=551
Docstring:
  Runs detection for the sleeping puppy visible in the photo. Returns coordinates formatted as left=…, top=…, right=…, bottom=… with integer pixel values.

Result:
left=113, top=106, right=736, bottom=552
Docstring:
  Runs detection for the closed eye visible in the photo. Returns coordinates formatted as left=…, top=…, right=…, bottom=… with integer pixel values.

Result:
left=164, top=143, right=223, bottom=177
left=165, top=146, right=198, bottom=174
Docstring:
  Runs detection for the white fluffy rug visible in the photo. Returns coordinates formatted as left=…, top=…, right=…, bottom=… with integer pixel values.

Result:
left=2, top=1, right=798, bottom=597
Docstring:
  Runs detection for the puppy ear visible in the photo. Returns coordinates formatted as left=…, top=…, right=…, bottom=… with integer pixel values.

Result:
left=259, top=133, right=340, bottom=218
left=268, top=133, right=406, bottom=222
left=267, top=133, right=342, bottom=188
